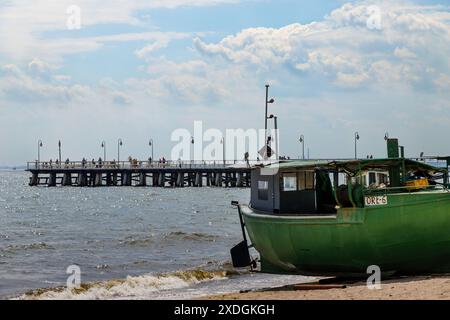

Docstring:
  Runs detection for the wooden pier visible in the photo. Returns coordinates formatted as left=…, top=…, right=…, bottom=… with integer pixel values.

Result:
left=26, top=161, right=251, bottom=188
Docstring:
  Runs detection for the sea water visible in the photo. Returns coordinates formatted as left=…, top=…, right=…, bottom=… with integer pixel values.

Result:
left=0, top=171, right=315, bottom=299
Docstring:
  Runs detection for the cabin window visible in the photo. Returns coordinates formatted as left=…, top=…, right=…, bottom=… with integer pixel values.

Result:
left=282, top=174, right=297, bottom=192
left=378, top=173, right=388, bottom=184
left=297, top=171, right=315, bottom=190
left=369, top=172, right=376, bottom=185
left=258, top=181, right=269, bottom=200
left=305, top=171, right=315, bottom=189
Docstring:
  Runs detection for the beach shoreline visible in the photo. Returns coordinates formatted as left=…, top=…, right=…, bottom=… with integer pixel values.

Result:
left=199, top=275, right=450, bottom=300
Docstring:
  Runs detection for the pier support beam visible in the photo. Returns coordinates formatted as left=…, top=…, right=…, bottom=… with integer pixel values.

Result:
left=138, top=173, right=147, bottom=187
left=231, top=173, right=237, bottom=187
left=48, top=173, right=57, bottom=187
left=236, top=173, right=244, bottom=187
left=169, top=173, right=175, bottom=187
left=62, top=173, right=72, bottom=186
left=152, top=173, right=159, bottom=187
left=95, top=173, right=103, bottom=187
left=122, top=172, right=132, bottom=186
left=78, top=172, right=87, bottom=186
left=195, top=173, right=202, bottom=187
left=225, top=173, right=231, bottom=188
left=158, top=172, right=165, bottom=187
left=176, top=172, right=184, bottom=187
left=215, top=172, right=222, bottom=187
left=88, top=173, right=95, bottom=186
left=106, top=173, right=112, bottom=186
left=30, top=173, right=38, bottom=186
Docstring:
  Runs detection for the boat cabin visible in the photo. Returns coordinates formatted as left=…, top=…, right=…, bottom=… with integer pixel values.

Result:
left=251, top=158, right=448, bottom=215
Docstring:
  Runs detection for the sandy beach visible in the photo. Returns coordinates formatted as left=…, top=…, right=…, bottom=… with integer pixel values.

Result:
left=202, top=275, right=450, bottom=300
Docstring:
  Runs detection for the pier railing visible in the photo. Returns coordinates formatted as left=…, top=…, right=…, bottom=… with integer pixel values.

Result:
left=26, top=160, right=253, bottom=171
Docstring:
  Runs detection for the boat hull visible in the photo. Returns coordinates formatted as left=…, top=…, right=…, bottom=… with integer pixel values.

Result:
left=242, top=191, right=450, bottom=276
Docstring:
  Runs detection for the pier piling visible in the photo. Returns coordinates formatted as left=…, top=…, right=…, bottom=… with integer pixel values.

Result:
left=26, top=161, right=251, bottom=188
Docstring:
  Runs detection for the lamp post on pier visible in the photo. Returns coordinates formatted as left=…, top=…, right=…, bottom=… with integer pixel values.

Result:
left=58, top=140, right=62, bottom=167
left=101, top=141, right=106, bottom=161
left=191, top=136, right=195, bottom=164
left=299, top=135, right=305, bottom=160
left=220, top=137, right=226, bottom=166
left=149, top=139, right=154, bottom=163
left=354, top=132, right=360, bottom=159
left=117, top=138, right=123, bottom=166
left=37, top=140, right=43, bottom=166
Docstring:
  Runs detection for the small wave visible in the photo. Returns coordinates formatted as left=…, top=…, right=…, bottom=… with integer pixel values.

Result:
left=1, top=242, right=54, bottom=254
left=95, top=264, right=110, bottom=270
left=118, top=235, right=154, bottom=247
left=19, top=269, right=230, bottom=300
left=164, top=231, right=217, bottom=242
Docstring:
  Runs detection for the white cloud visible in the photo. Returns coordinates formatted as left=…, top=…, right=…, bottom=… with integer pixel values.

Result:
left=135, top=33, right=192, bottom=59
left=28, top=58, right=53, bottom=74
left=0, top=30, right=191, bottom=63
left=0, top=0, right=238, bottom=62
left=135, top=41, right=170, bottom=59
left=393, top=47, right=417, bottom=59
left=125, top=56, right=256, bottom=105
left=194, top=1, right=450, bottom=90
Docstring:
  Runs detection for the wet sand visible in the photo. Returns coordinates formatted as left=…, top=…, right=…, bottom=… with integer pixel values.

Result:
left=201, top=275, right=450, bottom=300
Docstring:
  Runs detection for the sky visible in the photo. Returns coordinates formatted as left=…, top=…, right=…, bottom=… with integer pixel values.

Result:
left=0, top=0, right=450, bottom=165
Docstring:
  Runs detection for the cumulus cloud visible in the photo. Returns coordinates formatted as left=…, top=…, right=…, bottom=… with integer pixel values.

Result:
left=126, top=56, right=254, bottom=105
left=0, top=66, right=92, bottom=104
left=194, top=1, right=450, bottom=89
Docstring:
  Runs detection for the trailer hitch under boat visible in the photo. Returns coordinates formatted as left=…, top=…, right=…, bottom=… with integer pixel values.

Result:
left=230, top=201, right=257, bottom=270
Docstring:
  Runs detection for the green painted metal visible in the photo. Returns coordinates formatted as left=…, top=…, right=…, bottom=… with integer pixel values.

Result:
left=242, top=191, right=450, bottom=276
left=387, top=139, right=401, bottom=187
left=387, top=139, right=399, bottom=158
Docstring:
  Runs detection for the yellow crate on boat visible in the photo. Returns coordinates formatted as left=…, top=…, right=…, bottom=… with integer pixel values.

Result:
left=405, top=178, right=429, bottom=190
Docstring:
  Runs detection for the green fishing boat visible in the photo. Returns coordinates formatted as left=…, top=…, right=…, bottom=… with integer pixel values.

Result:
left=231, top=139, right=450, bottom=276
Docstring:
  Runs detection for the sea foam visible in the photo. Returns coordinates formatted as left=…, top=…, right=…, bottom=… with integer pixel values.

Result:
left=19, top=269, right=229, bottom=300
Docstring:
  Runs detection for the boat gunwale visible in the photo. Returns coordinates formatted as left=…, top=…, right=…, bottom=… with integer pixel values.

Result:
left=243, top=205, right=338, bottom=220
